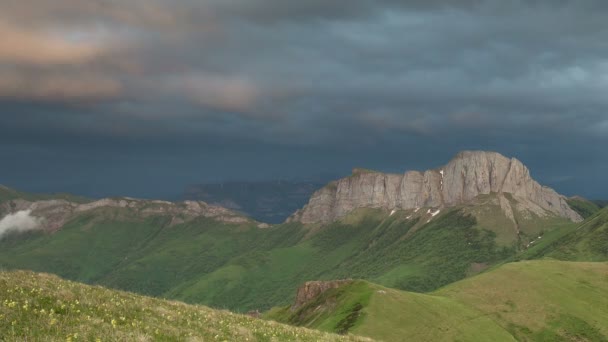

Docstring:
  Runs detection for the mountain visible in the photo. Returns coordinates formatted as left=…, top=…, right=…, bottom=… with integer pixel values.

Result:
left=0, top=184, right=89, bottom=204
left=288, top=151, right=581, bottom=224
left=0, top=190, right=257, bottom=229
left=0, top=270, right=366, bottom=342
left=268, top=260, right=608, bottom=341
left=0, top=151, right=588, bottom=313
left=183, top=180, right=324, bottom=223
left=0, top=203, right=537, bottom=311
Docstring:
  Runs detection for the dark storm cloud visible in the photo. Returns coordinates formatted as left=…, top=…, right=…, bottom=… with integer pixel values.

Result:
left=1, top=0, right=607, bottom=198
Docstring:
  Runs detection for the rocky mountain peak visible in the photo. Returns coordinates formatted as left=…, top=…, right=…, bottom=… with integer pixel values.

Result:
left=287, top=151, right=582, bottom=224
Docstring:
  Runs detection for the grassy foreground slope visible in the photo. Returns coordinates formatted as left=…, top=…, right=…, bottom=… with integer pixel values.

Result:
left=267, top=281, right=515, bottom=342
left=438, top=260, right=608, bottom=341
left=269, top=260, right=608, bottom=342
left=0, top=270, right=368, bottom=342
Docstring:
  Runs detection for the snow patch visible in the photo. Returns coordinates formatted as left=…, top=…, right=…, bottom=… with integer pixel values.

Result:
left=390, top=209, right=396, bottom=216
left=414, top=207, right=420, bottom=213
left=430, top=209, right=441, bottom=217
left=439, top=169, right=444, bottom=190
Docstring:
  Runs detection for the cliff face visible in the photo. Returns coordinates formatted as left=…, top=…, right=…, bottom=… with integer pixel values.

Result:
left=287, top=151, right=582, bottom=224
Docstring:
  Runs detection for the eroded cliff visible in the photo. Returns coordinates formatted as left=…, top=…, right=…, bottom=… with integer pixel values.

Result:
left=287, top=151, right=582, bottom=224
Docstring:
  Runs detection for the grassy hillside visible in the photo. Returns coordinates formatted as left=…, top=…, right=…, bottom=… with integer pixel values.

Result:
left=521, top=207, right=608, bottom=261
left=0, top=270, right=367, bottom=341
left=567, top=197, right=602, bottom=219
left=0, top=198, right=566, bottom=312
left=0, top=209, right=310, bottom=311
left=594, top=200, right=608, bottom=208
left=437, top=260, right=608, bottom=341
left=269, top=260, right=608, bottom=341
left=0, top=186, right=581, bottom=314
left=267, top=281, right=515, bottom=341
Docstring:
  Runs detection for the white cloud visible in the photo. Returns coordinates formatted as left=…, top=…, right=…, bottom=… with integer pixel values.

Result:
left=0, top=210, right=42, bottom=240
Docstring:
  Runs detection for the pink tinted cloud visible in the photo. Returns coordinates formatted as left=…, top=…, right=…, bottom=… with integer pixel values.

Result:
left=175, top=73, right=260, bottom=113
left=0, top=21, right=103, bottom=66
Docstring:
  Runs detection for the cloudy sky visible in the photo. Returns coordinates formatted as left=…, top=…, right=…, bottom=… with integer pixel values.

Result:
left=1, top=0, right=607, bottom=199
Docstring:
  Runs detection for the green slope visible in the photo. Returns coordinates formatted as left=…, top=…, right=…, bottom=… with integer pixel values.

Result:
left=567, top=197, right=602, bottom=219
left=437, top=260, right=608, bottom=341
left=594, top=200, right=608, bottom=208
left=0, top=198, right=566, bottom=312
left=521, top=207, right=608, bottom=261
left=269, top=260, right=608, bottom=342
left=0, top=187, right=582, bottom=313
left=0, top=270, right=366, bottom=341
left=267, top=280, right=515, bottom=341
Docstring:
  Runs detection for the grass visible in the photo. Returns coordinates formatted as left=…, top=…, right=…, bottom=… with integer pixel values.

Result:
left=266, top=281, right=373, bottom=334
left=594, top=200, right=608, bottom=208
left=0, top=270, right=369, bottom=341
left=567, top=197, right=602, bottom=219
left=0, top=191, right=584, bottom=314
left=437, top=260, right=608, bottom=341
left=522, top=207, right=608, bottom=261
left=267, top=280, right=515, bottom=341
left=269, top=260, right=608, bottom=341
left=0, top=204, right=524, bottom=312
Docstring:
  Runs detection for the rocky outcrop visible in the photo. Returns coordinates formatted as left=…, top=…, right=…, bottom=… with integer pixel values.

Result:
left=0, top=196, right=255, bottom=232
left=291, top=280, right=353, bottom=310
left=287, top=151, right=582, bottom=224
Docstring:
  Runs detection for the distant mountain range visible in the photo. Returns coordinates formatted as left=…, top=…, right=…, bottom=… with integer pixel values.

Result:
left=182, top=180, right=325, bottom=223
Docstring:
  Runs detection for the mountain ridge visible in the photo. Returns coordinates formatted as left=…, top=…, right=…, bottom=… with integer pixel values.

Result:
left=0, top=194, right=262, bottom=234
left=288, top=151, right=582, bottom=224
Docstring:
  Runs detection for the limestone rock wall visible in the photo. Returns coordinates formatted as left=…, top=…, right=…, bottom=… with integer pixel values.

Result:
left=288, top=151, right=582, bottom=224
